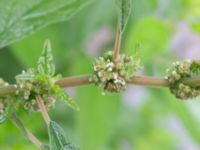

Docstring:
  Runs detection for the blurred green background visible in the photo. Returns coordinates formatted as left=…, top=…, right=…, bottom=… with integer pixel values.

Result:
left=0, top=0, right=200, bottom=149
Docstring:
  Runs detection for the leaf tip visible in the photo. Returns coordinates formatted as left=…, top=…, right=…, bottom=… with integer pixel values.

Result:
left=43, top=39, right=52, bottom=52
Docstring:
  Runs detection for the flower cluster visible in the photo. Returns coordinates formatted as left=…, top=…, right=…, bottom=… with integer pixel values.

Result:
left=15, top=69, right=60, bottom=111
left=90, top=51, right=141, bottom=93
left=0, top=79, right=10, bottom=123
left=15, top=69, right=79, bottom=112
left=166, top=60, right=200, bottom=100
left=0, top=41, right=79, bottom=113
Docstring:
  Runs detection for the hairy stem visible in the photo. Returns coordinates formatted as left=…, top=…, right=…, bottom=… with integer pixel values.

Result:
left=56, top=75, right=92, bottom=88
left=1, top=74, right=200, bottom=96
left=113, top=29, right=122, bottom=60
left=26, top=130, right=43, bottom=149
left=128, top=76, right=169, bottom=87
left=36, top=96, right=50, bottom=125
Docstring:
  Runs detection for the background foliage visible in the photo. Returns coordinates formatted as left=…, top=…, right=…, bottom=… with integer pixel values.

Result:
left=0, top=0, right=200, bottom=149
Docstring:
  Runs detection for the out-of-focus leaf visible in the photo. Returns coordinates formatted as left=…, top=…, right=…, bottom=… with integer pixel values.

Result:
left=73, top=56, right=121, bottom=150
left=38, top=40, right=55, bottom=77
left=167, top=95, right=200, bottom=145
left=10, top=0, right=115, bottom=69
left=48, top=121, right=79, bottom=150
left=116, top=0, right=131, bottom=32
left=126, top=17, right=170, bottom=64
left=0, top=49, right=23, bottom=82
left=192, top=22, right=200, bottom=34
left=185, top=0, right=200, bottom=17
left=10, top=25, right=64, bottom=68
left=0, top=0, right=93, bottom=48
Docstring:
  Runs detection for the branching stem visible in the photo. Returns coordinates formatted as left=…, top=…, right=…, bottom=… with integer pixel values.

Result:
left=1, top=74, right=200, bottom=97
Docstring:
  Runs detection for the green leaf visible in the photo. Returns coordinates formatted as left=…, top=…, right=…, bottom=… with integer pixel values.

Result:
left=116, top=0, right=131, bottom=32
left=48, top=121, right=79, bottom=150
left=0, top=99, right=7, bottom=124
left=52, top=86, right=80, bottom=111
left=0, top=0, right=93, bottom=48
left=126, top=17, right=170, bottom=64
left=15, top=69, right=35, bottom=81
left=0, top=113, right=7, bottom=124
left=73, top=57, right=121, bottom=150
left=48, top=121, right=68, bottom=150
left=63, top=144, right=80, bottom=150
left=38, top=40, right=55, bottom=77
left=41, top=144, right=50, bottom=150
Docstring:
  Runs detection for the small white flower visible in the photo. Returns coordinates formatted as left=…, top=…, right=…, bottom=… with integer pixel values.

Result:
left=172, top=71, right=177, bottom=75
left=106, top=62, right=114, bottom=68
left=121, top=81, right=126, bottom=85
left=98, top=72, right=102, bottom=77
left=24, top=95, right=29, bottom=100
left=106, top=59, right=111, bottom=62
left=19, top=84, right=23, bottom=88
left=99, top=57, right=104, bottom=61
left=113, top=73, right=118, bottom=80
left=108, top=67, right=112, bottom=72
left=94, top=66, right=97, bottom=71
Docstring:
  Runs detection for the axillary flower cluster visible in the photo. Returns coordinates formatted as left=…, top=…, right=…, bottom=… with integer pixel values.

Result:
left=90, top=51, right=141, bottom=93
left=0, top=41, right=79, bottom=124
left=166, top=60, right=200, bottom=100
left=0, top=79, right=7, bottom=122
left=15, top=69, right=59, bottom=111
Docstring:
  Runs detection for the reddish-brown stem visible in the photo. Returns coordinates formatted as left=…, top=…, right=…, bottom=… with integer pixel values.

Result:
left=113, top=29, right=122, bottom=60
left=26, top=129, right=43, bottom=149
left=36, top=96, right=50, bottom=125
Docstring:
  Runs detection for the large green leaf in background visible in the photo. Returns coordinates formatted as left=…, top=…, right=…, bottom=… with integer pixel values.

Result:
left=10, top=0, right=115, bottom=69
left=0, top=0, right=93, bottom=48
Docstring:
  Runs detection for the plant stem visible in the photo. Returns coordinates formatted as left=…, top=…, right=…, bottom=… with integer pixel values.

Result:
left=55, top=75, right=92, bottom=88
left=36, top=96, right=50, bottom=125
left=1, top=74, right=200, bottom=96
left=113, top=29, right=122, bottom=60
left=0, top=85, right=17, bottom=96
left=26, top=129, right=43, bottom=149
left=11, top=115, right=43, bottom=149
left=128, top=76, right=169, bottom=88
